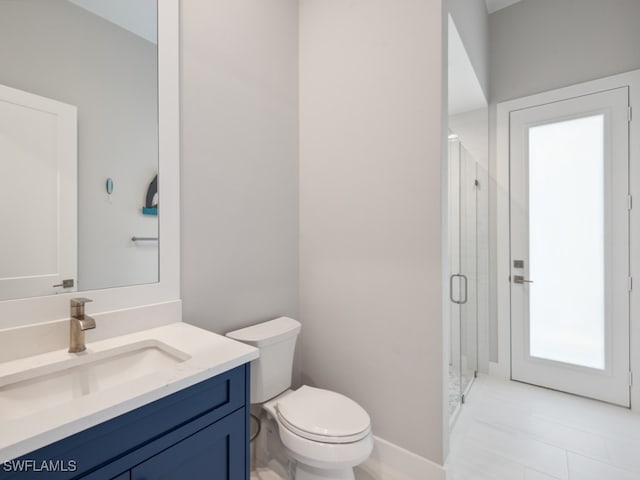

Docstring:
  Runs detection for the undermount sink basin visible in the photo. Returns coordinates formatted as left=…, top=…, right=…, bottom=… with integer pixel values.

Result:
left=0, top=340, right=190, bottom=421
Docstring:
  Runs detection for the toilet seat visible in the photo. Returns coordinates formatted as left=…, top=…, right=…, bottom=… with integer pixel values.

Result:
left=276, top=419, right=374, bottom=471
left=275, top=386, right=371, bottom=444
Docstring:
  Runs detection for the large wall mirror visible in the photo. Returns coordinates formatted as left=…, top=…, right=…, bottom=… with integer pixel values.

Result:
left=0, top=0, right=160, bottom=302
left=0, top=0, right=181, bottom=334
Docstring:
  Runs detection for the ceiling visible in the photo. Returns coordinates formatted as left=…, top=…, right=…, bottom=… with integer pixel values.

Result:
left=68, top=0, right=157, bottom=44
left=485, top=0, right=523, bottom=14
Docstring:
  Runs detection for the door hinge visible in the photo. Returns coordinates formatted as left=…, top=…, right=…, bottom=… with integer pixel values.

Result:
left=630, top=371, right=633, bottom=387
left=628, top=195, right=633, bottom=211
left=629, top=106, right=633, bottom=122
left=629, top=277, right=633, bottom=292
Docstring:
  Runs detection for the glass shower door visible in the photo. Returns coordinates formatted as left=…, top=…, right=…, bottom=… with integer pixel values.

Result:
left=448, top=139, right=463, bottom=415
left=459, top=147, right=478, bottom=400
left=448, top=138, right=479, bottom=418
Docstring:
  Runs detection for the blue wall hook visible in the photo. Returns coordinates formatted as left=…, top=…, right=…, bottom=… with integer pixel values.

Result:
left=142, top=175, right=158, bottom=216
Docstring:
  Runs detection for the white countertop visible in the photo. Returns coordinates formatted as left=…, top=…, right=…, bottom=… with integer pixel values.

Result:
left=0, top=322, right=258, bottom=462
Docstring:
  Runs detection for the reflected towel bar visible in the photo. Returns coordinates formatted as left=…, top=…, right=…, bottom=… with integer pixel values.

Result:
left=131, top=236, right=158, bottom=241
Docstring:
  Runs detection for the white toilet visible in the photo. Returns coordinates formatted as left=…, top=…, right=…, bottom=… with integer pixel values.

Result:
left=226, top=317, right=373, bottom=480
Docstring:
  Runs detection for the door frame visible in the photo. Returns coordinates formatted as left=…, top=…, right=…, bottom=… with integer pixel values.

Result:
left=493, top=69, right=640, bottom=411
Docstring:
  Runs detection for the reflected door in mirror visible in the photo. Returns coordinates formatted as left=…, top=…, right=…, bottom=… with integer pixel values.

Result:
left=0, top=84, right=77, bottom=298
left=0, top=0, right=159, bottom=301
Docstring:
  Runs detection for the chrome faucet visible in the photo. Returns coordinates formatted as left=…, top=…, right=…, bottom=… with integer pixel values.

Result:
left=69, top=298, right=96, bottom=353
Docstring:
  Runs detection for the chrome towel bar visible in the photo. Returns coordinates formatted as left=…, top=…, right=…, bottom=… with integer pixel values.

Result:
left=131, top=236, right=158, bottom=241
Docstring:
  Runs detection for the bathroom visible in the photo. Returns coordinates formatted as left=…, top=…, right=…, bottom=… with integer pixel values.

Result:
left=1, top=0, right=640, bottom=479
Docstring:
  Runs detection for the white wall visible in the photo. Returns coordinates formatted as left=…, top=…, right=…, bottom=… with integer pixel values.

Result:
left=449, top=0, right=489, bottom=100
left=449, top=109, right=488, bottom=170
left=490, top=0, right=640, bottom=102
left=182, top=0, right=449, bottom=466
left=69, top=0, right=158, bottom=44
left=180, top=0, right=299, bottom=336
left=299, top=0, right=447, bottom=464
left=0, top=0, right=159, bottom=293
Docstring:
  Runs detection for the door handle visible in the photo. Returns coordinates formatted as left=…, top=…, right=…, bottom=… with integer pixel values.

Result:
left=449, top=274, right=468, bottom=304
left=53, top=279, right=74, bottom=288
left=513, top=275, right=534, bottom=284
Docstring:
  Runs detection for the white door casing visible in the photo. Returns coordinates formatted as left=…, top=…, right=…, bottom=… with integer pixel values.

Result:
left=509, top=87, right=630, bottom=406
left=0, top=84, right=77, bottom=299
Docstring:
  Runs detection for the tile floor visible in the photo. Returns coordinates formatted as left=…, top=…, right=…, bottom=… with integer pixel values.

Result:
left=446, top=375, right=640, bottom=480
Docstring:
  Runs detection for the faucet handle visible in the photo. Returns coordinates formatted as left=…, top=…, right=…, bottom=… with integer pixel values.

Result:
left=70, top=298, right=93, bottom=318
left=70, top=298, right=93, bottom=307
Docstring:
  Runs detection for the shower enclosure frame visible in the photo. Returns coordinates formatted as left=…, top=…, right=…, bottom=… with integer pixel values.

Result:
left=448, top=136, right=480, bottom=424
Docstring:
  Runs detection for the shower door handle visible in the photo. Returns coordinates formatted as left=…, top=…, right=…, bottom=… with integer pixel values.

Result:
left=449, top=274, right=468, bottom=305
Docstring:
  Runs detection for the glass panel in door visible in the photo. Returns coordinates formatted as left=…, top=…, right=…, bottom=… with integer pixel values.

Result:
left=448, top=138, right=462, bottom=416
left=460, top=146, right=478, bottom=397
left=448, top=138, right=479, bottom=417
left=528, top=115, right=605, bottom=369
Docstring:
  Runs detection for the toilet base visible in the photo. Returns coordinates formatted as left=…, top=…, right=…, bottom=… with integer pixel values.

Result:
left=295, top=463, right=355, bottom=480
left=250, top=466, right=287, bottom=480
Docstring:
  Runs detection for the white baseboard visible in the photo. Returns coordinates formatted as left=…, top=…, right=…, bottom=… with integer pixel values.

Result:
left=489, top=360, right=510, bottom=379
left=356, top=436, right=446, bottom=480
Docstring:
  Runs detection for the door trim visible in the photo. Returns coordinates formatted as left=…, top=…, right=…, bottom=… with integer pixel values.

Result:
left=509, top=88, right=629, bottom=406
left=494, top=69, right=640, bottom=411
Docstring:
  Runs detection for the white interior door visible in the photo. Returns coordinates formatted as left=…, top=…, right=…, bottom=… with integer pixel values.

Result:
left=0, top=84, right=77, bottom=299
left=510, top=87, right=630, bottom=407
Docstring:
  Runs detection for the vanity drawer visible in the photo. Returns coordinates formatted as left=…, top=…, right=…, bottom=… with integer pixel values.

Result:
left=0, top=364, right=248, bottom=480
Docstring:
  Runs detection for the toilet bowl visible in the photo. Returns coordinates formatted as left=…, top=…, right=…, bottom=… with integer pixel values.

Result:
left=226, top=318, right=373, bottom=480
left=265, top=386, right=373, bottom=479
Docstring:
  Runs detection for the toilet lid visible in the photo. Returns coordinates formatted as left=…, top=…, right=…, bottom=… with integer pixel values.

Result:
left=276, top=386, right=371, bottom=443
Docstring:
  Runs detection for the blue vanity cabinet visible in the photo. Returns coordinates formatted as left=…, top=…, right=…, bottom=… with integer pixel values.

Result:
left=0, top=364, right=250, bottom=480
left=131, top=409, right=245, bottom=480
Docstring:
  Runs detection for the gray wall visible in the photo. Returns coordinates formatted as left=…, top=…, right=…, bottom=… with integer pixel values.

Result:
left=180, top=0, right=299, bottom=335
left=490, top=0, right=640, bottom=102
left=0, top=0, right=159, bottom=293
left=449, top=0, right=489, bottom=99
left=299, top=0, right=447, bottom=463
left=182, top=0, right=449, bottom=465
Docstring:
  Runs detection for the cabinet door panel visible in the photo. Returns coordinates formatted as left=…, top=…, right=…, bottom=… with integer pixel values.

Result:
left=132, top=409, right=245, bottom=480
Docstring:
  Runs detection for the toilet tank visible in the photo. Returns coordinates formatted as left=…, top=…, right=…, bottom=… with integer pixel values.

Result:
left=226, top=317, right=301, bottom=403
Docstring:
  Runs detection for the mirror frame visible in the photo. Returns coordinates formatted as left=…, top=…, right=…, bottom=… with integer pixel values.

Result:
left=0, top=0, right=180, bottom=329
